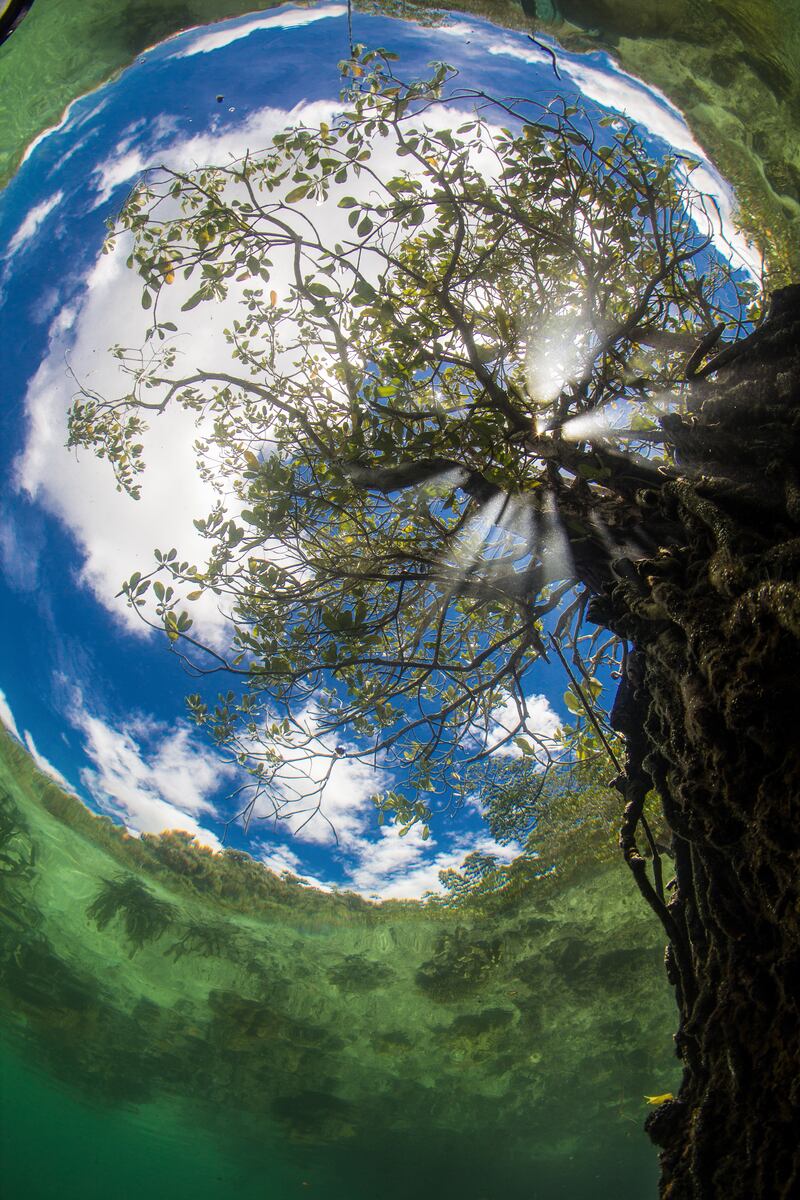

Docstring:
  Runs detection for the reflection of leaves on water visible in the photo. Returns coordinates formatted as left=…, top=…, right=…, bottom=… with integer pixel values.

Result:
left=86, top=875, right=175, bottom=955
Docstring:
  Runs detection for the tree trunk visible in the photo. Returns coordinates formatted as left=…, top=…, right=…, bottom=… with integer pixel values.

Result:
left=593, top=287, right=800, bottom=1198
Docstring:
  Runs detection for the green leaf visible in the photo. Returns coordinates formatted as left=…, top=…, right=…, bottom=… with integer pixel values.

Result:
left=181, top=290, right=206, bottom=312
left=285, top=184, right=310, bottom=203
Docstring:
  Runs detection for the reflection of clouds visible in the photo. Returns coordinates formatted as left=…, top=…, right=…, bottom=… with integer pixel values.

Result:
left=6, top=190, right=63, bottom=256
left=170, top=6, right=347, bottom=59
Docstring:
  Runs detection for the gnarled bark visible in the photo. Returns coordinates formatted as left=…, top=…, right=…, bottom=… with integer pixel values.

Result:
left=592, top=286, right=800, bottom=1198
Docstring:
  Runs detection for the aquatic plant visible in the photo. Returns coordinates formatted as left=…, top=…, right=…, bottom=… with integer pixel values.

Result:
left=0, top=785, right=36, bottom=886
left=326, top=953, right=395, bottom=993
left=86, top=875, right=175, bottom=955
left=416, top=927, right=503, bottom=1001
left=166, top=920, right=237, bottom=961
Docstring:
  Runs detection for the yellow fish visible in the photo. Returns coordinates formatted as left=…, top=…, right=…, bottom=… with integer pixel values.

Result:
left=644, top=1093, right=674, bottom=1105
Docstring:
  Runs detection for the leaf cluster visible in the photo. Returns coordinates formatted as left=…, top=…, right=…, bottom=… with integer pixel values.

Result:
left=66, top=49, right=756, bottom=837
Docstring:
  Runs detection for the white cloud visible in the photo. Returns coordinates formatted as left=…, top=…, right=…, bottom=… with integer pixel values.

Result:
left=17, top=100, right=344, bottom=646
left=21, top=93, right=109, bottom=168
left=486, top=691, right=562, bottom=758
left=90, top=149, right=148, bottom=207
left=0, top=688, right=22, bottom=741
left=257, top=841, right=303, bottom=874
left=256, top=840, right=334, bottom=891
left=23, top=729, right=75, bottom=792
left=72, top=702, right=231, bottom=849
left=345, top=822, right=521, bottom=900
left=275, top=741, right=386, bottom=849
left=170, top=6, right=347, bottom=59
left=7, top=191, right=63, bottom=256
left=88, top=98, right=340, bottom=207
left=485, top=36, right=760, bottom=279
left=16, top=322, right=229, bottom=640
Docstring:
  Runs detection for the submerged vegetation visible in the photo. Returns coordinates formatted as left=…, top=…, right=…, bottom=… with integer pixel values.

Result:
left=86, top=875, right=176, bottom=955
left=0, top=728, right=678, bottom=1195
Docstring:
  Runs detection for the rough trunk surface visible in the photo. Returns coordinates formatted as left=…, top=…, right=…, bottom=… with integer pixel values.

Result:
left=592, top=287, right=800, bottom=1198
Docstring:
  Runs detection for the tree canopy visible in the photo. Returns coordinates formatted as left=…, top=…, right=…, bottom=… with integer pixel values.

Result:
left=68, top=48, right=757, bottom=844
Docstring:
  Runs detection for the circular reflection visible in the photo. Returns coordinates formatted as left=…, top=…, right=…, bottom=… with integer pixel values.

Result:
left=0, top=4, right=754, bottom=894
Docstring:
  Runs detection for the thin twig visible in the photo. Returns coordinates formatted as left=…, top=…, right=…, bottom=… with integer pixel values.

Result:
left=528, top=34, right=562, bottom=80
left=549, top=633, right=621, bottom=772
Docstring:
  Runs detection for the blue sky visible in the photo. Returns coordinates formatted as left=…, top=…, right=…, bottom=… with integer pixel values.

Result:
left=0, top=4, right=756, bottom=897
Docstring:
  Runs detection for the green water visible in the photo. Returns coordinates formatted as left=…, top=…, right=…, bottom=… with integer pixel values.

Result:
left=0, top=733, right=678, bottom=1197
left=0, top=1037, right=296, bottom=1200
left=0, top=1035, right=660, bottom=1199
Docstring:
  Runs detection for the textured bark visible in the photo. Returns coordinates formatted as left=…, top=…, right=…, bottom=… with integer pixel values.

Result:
left=590, top=287, right=800, bottom=1198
